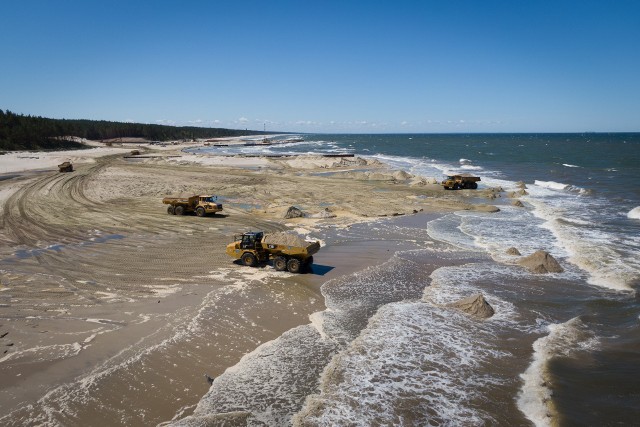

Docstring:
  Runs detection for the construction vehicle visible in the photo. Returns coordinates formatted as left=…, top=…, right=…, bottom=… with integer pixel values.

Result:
left=162, top=195, right=223, bottom=216
left=58, top=161, right=73, bottom=173
left=226, top=231, right=320, bottom=273
left=442, top=174, right=481, bottom=190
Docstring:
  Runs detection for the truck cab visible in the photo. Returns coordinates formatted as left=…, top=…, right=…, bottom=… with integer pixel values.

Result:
left=239, top=232, right=263, bottom=249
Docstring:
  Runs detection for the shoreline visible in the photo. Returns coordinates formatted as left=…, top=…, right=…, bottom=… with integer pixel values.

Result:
left=0, top=140, right=501, bottom=425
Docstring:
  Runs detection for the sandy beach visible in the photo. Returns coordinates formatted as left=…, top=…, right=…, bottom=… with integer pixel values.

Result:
left=0, top=138, right=503, bottom=425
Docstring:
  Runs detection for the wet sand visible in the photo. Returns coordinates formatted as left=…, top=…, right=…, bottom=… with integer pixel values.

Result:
left=0, top=142, right=497, bottom=425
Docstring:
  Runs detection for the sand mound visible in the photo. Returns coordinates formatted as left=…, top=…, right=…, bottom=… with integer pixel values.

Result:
left=311, top=208, right=336, bottom=218
left=515, top=181, right=528, bottom=189
left=284, top=206, right=305, bottom=219
left=518, top=250, right=563, bottom=273
left=472, top=204, right=500, bottom=213
left=506, top=247, right=521, bottom=256
left=448, top=294, right=495, bottom=319
left=511, top=200, right=524, bottom=207
left=393, top=170, right=413, bottom=181
left=263, top=232, right=309, bottom=247
left=508, top=189, right=529, bottom=198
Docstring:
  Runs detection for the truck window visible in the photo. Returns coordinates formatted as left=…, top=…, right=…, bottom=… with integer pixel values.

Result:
left=241, top=235, right=255, bottom=249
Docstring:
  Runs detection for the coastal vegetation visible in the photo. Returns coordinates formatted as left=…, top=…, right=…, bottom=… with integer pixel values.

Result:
left=0, top=109, right=266, bottom=151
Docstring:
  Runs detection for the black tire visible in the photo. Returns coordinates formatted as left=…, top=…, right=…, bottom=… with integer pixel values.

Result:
left=196, top=206, right=206, bottom=217
left=273, top=256, right=288, bottom=271
left=470, top=182, right=478, bottom=189
left=241, top=252, right=258, bottom=267
left=305, top=256, right=314, bottom=266
left=175, top=205, right=185, bottom=215
left=287, top=258, right=302, bottom=274
left=167, top=205, right=175, bottom=215
left=453, top=183, right=460, bottom=190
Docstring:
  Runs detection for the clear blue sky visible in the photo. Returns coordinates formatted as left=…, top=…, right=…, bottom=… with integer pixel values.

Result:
left=1, top=1, right=639, bottom=133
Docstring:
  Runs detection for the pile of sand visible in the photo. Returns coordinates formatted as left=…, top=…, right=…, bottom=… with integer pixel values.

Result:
left=284, top=206, right=305, bottom=219
left=310, top=208, right=336, bottom=219
left=518, top=250, right=563, bottom=273
left=262, top=232, right=309, bottom=247
left=508, top=189, right=529, bottom=198
left=392, top=170, right=413, bottom=181
left=506, top=247, right=521, bottom=256
left=448, top=294, right=495, bottom=319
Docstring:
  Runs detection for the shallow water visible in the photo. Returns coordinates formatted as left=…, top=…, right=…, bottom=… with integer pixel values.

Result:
left=187, top=134, right=640, bottom=426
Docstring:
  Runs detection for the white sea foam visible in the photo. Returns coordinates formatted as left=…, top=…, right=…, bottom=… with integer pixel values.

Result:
left=190, top=325, right=337, bottom=426
left=296, top=301, right=511, bottom=426
left=562, top=163, right=581, bottom=168
left=427, top=214, right=479, bottom=251
left=527, top=197, right=638, bottom=291
left=460, top=164, right=483, bottom=170
left=0, top=342, right=83, bottom=363
left=517, top=318, right=598, bottom=427
left=534, top=180, right=569, bottom=191
left=628, top=206, right=640, bottom=220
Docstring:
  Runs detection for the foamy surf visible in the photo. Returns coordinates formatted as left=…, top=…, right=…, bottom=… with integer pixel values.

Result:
left=295, top=301, right=509, bottom=426
left=517, top=318, right=599, bottom=427
left=534, top=180, right=569, bottom=191
left=527, top=197, right=638, bottom=292
left=628, top=206, right=640, bottom=220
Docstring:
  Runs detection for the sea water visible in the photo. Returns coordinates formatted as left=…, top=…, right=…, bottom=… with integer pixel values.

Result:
left=187, top=134, right=640, bottom=425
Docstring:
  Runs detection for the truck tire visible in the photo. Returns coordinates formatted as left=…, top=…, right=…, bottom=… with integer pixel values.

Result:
left=196, top=207, right=205, bottom=217
left=273, top=256, right=287, bottom=271
left=241, top=252, right=258, bottom=267
left=167, top=205, right=175, bottom=215
left=287, top=258, right=302, bottom=274
left=470, top=182, right=478, bottom=189
left=175, top=205, right=185, bottom=215
left=453, top=183, right=460, bottom=190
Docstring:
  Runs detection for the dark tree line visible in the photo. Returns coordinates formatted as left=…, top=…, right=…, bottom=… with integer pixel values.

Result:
left=0, top=110, right=267, bottom=151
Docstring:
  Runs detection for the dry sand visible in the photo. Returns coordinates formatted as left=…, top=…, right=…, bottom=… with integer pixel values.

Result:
left=0, top=140, right=500, bottom=425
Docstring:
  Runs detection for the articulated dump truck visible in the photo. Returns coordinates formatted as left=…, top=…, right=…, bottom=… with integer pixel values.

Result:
left=162, top=195, right=223, bottom=216
left=226, top=231, right=320, bottom=273
left=441, top=174, right=481, bottom=190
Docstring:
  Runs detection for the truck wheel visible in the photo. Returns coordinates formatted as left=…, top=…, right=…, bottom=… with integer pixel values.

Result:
left=453, top=184, right=460, bottom=190
left=175, top=206, right=185, bottom=215
left=470, top=182, right=478, bottom=189
left=273, top=256, right=287, bottom=271
left=287, top=258, right=302, bottom=274
left=196, top=207, right=205, bottom=217
left=167, top=206, right=175, bottom=215
left=241, top=252, right=258, bottom=267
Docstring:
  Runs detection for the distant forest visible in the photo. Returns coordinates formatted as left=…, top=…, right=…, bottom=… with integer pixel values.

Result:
left=0, top=110, right=268, bottom=151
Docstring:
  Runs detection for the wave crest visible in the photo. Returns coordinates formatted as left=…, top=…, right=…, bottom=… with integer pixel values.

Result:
left=628, top=207, right=640, bottom=220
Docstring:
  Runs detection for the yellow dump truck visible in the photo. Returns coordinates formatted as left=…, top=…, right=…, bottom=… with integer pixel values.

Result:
left=442, top=174, right=481, bottom=190
left=162, top=195, right=223, bottom=216
left=226, top=231, right=320, bottom=273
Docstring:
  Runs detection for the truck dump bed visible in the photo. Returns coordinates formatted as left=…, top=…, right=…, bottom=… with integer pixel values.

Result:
left=261, top=232, right=320, bottom=257
left=162, top=196, right=198, bottom=205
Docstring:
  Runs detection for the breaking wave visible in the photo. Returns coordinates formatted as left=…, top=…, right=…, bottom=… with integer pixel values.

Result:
left=517, top=318, right=598, bottom=427
left=628, top=206, right=640, bottom=220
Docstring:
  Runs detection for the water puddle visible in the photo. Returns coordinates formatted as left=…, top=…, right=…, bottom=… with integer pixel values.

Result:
left=6, top=234, right=125, bottom=261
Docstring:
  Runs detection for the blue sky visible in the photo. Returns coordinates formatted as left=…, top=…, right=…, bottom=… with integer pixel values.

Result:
left=1, top=1, right=639, bottom=133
